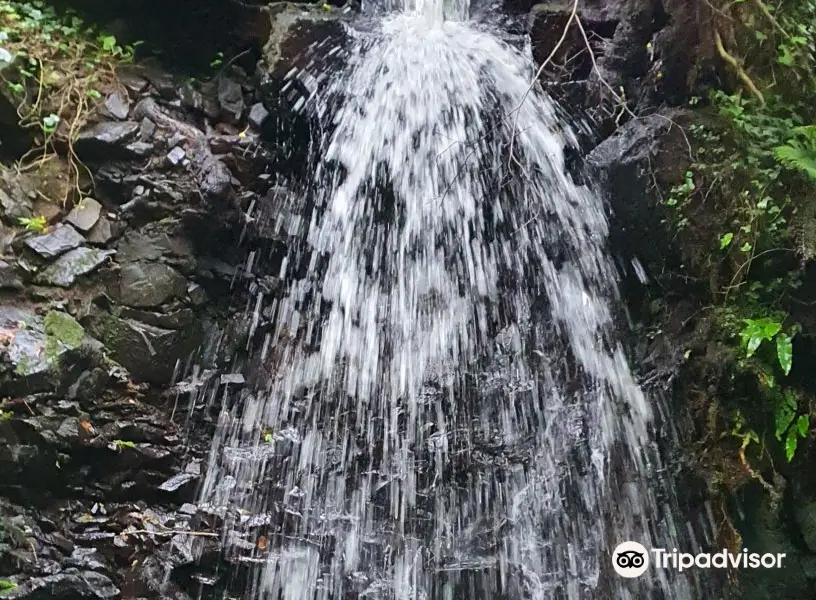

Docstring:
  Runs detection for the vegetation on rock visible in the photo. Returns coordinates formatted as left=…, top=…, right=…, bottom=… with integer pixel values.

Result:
left=0, top=0, right=137, bottom=202
left=662, top=0, right=816, bottom=476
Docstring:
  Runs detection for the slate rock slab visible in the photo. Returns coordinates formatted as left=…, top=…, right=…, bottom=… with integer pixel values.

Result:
left=119, top=262, right=187, bottom=307
left=24, top=224, right=84, bottom=258
left=35, top=247, right=115, bottom=287
left=0, top=307, right=89, bottom=393
left=1, top=568, right=119, bottom=599
left=0, top=259, right=23, bottom=289
left=65, top=198, right=102, bottom=232
left=85, top=312, right=202, bottom=384
left=75, top=121, right=139, bottom=155
left=103, top=90, right=130, bottom=120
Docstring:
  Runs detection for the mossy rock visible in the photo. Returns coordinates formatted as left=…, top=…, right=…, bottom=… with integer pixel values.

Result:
left=0, top=306, right=95, bottom=394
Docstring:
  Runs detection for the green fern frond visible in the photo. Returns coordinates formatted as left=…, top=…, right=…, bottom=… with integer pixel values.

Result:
left=774, top=142, right=816, bottom=180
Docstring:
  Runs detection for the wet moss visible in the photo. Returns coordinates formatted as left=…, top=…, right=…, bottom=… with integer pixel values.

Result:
left=43, top=310, right=84, bottom=362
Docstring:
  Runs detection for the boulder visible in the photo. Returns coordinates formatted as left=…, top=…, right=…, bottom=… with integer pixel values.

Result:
left=86, top=216, right=122, bottom=245
left=0, top=259, right=23, bottom=290
left=118, top=262, right=188, bottom=308
left=65, top=198, right=103, bottom=232
left=34, top=247, right=115, bottom=287
left=248, top=102, right=270, bottom=130
left=75, top=121, right=140, bottom=157
left=217, top=75, right=245, bottom=123
left=103, top=90, right=131, bottom=120
left=0, top=307, right=95, bottom=394
left=84, top=311, right=202, bottom=384
left=24, top=224, right=84, bottom=258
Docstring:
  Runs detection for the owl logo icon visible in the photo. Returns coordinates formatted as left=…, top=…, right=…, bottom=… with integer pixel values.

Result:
left=612, top=541, right=650, bottom=578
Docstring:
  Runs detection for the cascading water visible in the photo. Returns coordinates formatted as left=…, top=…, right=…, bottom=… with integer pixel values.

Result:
left=198, top=0, right=714, bottom=598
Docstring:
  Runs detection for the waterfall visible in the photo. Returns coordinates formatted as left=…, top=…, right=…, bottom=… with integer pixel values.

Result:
left=197, top=0, right=710, bottom=598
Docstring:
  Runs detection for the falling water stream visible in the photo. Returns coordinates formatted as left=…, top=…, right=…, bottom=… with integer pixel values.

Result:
left=198, top=0, right=714, bottom=598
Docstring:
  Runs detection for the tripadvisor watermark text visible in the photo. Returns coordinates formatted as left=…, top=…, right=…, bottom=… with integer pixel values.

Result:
left=612, top=541, right=785, bottom=578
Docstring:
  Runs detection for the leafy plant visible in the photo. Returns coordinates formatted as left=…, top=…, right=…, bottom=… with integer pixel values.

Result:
left=774, top=391, right=809, bottom=461
left=739, top=316, right=793, bottom=374
left=663, top=0, right=816, bottom=469
left=774, top=125, right=816, bottom=180
left=0, top=0, right=143, bottom=203
left=17, top=214, right=47, bottom=232
left=109, top=439, right=137, bottom=451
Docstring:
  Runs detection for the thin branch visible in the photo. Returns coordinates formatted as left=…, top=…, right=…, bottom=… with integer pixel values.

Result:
left=118, top=529, right=218, bottom=538
left=508, top=0, right=579, bottom=162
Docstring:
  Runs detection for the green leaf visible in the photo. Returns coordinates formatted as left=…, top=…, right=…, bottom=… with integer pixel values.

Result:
left=740, top=318, right=781, bottom=357
left=719, top=232, right=734, bottom=249
left=797, top=414, right=809, bottom=437
left=775, top=142, right=816, bottom=181
left=100, top=35, right=116, bottom=52
left=0, top=580, right=16, bottom=592
left=776, top=333, right=793, bottom=375
left=786, top=427, right=798, bottom=462
left=42, top=113, right=59, bottom=128
left=775, top=392, right=797, bottom=440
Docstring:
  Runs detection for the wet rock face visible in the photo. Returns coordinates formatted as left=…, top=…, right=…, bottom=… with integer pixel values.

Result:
left=0, top=6, right=288, bottom=594
left=523, top=0, right=715, bottom=132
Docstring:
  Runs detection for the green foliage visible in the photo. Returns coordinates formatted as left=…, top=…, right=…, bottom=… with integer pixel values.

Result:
left=665, top=0, right=816, bottom=465
left=0, top=580, right=17, bottom=594
left=0, top=0, right=141, bottom=200
left=774, top=126, right=816, bottom=180
left=109, top=439, right=136, bottom=451
left=17, top=214, right=46, bottom=232
left=774, top=391, right=809, bottom=461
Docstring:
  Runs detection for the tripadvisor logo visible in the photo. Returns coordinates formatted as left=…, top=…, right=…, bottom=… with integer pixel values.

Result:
left=612, top=541, right=649, bottom=578
left=612, top=542, right=786, bottom=577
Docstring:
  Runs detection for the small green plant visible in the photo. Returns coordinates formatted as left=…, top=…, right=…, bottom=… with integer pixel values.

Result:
left=774, top=391, right=810, bottom=461
left=97, top=34, right=139, bottom=63
left=109, top=439, right=137, bottom=451
left=0, top=410, right=11, bottom=421
left=17, top=214, right=47, bottom=232
left=774, top=125, right=816, bottom=180
left=0, top=0, right=143, bottom=202
left=739, top=317, right=793, bottom=373
left=0, top=580, right=17, bottom=593
left=209, top=51, right=223, bottom=69
left=41, top=112, right=59, bottom=134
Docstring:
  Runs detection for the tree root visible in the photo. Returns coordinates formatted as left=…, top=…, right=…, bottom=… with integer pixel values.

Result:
left=714, top=29, right=765, bottom=106
left=749, top=0, right=788, bottom=38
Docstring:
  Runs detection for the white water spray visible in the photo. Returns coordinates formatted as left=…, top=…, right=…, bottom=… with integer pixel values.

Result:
left=197, top=1, right=707, bottom=598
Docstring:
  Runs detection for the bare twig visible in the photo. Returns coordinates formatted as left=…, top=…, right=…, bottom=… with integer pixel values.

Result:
left=119, top=529, right=218, bottom=538
left=508, top=0, right=579, bottom=162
